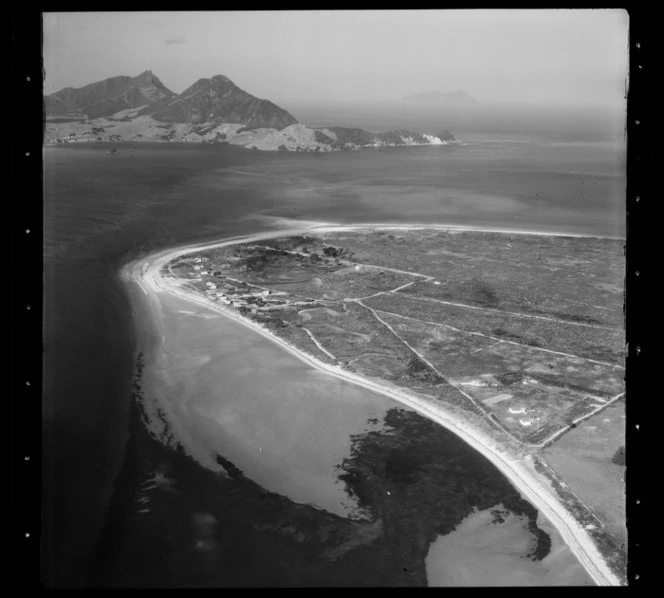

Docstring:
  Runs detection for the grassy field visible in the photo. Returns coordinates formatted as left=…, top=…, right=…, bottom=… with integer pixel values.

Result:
left=172, top=228, right=625, bottom=446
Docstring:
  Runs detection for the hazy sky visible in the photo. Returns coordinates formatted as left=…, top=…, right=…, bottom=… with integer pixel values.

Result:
left=43, top=10, right=629, bottom=107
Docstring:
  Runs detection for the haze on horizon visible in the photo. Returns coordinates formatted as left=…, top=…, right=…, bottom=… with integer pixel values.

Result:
left=43, top=10, right=628, bottom=109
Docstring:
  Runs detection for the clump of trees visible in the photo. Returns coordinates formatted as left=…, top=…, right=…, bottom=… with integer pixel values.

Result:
left=437, top=129, right=456, bottom=142
left=243, top=253, right=270, bottom=272
left=496, top=371, right=524, bottom=386
left=406, top=356, right=445, bottom=384
left=328, top=127, right=374, bottom=146
left=611, top=446, right=625, bottom=466
left=313, top=130, right=335, bottom=145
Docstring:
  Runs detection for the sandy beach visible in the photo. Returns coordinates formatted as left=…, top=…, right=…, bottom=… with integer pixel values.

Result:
left=122, top=222, right=622, bottom=586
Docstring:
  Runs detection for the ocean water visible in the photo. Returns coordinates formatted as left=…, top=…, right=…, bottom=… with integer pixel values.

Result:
left=42, top=112, right=625, bottom=587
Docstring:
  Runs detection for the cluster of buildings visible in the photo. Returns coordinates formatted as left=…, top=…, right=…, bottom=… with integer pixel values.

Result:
left=186, top=256, right=311, bottom=314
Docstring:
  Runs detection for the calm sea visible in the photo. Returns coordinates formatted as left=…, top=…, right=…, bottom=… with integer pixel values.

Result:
left=43, top=106, right=625, bottom=587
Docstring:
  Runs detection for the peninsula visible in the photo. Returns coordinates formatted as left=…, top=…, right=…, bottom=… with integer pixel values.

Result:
left=126, top=223, right=626, bottom=585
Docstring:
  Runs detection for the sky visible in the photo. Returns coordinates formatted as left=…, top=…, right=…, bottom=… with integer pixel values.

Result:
left=42, top=10, right=629, bottom=107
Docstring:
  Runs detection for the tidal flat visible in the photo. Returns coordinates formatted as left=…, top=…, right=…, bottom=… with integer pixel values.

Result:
left=112, top=284, right=593, bottom=587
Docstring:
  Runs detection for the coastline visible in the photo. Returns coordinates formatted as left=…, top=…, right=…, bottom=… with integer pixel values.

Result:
left=121, top=222, right=623, bottom=586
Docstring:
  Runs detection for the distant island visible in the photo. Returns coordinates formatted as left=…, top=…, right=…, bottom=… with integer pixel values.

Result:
left=44, top=70, right=458, bottom=152
left=403, top=89, right=479, bottom=106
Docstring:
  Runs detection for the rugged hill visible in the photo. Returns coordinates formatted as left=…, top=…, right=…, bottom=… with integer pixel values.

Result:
left=45, top=71, right=458, bottom=151
left=403, top=89, right=479, bottom=105
left=149, top=74, right=297, bottom=130
left=44, top=70, right=177, bottom=119
left=46, top=72, right=299, bottom=131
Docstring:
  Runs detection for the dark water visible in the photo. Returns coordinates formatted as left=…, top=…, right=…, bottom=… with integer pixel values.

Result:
left=43, top=125, right=625, bottom=587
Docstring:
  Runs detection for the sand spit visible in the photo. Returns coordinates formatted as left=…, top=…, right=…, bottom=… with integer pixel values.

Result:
left=121, top=223, right=623, bottom=586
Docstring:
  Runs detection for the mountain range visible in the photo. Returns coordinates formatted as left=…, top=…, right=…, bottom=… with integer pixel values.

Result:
left=45, top=71, right=458, bottom=152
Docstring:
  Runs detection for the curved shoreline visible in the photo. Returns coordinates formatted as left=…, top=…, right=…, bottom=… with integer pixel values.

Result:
left=121, top=222, right=622, bottom=586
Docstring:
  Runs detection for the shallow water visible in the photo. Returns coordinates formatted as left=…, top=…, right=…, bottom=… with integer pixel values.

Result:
left=144, top=291, right=398, bottom=518
left=425, top=506, right=593, bottom=586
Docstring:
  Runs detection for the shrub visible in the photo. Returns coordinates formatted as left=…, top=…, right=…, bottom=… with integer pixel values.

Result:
left=611, top=446, right=625, bottom=466
left=314, top=130, right=334, bottom=144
